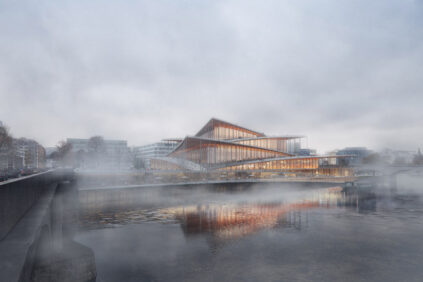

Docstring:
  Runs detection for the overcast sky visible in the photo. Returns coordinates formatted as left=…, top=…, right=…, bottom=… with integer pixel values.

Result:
left=1, top=0, right=422, bottom=153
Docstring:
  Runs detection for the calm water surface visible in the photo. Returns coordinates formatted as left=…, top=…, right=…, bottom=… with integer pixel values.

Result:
left=75, top=177, right=423, bottom=282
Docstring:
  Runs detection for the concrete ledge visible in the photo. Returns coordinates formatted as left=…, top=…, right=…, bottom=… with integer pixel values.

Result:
left=0, top=185, right=56, bottom=282
left=0, top=170, right=73, bottom=240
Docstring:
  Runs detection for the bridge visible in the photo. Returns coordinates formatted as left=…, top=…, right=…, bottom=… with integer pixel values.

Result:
left=356, top=165, right=423, bottom=176
left=354, top=165, right=423, bottom=189
left=78, top=176, right=356, bottom=191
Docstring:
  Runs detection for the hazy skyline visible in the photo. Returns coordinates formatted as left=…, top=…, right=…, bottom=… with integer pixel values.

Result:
left=1, top=0, right=422, bottom=153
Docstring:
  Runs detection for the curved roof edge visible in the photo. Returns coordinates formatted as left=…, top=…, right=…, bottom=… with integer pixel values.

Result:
left=195, top=118, right=265, bottom=138
left=229, top=136, right=305, bottom=142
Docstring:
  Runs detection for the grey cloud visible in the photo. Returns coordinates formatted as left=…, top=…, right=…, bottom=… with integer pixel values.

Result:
left=1, top=0, right=422, bottom=152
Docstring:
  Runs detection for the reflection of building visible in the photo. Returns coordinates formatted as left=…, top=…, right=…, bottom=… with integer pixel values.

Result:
left=150, top=118, right=351, bottom=176
left=172, top=187, right=344, bottom=240
left=133, top=140, right=181, bottom=169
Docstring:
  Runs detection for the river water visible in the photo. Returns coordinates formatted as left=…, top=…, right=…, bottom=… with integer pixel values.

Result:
left=75, top=176, right=423, bottom=282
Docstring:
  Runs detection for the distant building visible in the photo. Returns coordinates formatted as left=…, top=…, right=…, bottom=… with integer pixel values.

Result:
left=0, top=121, right=8, bottom=169
left=133, top=140, right=181, bottom=169
left=10, top=138, right=46, bottom=169
left=45, top=147, right=57, bottom=156
left=324, top=150, right=339, bottom=165
left=336, top=147, right=371, bottom=166
left=67, top=138, right=128, bottom=153
left=298, top=148, right=317, bottom=156
left=66, top=138, right=131, bottom=170
left=0, top=151, right=9, bottom=169
left=380, top=149, right=415, bottom=165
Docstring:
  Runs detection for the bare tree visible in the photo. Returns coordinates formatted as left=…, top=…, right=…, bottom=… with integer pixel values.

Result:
left=54, top=140, right=73, bottom=166
left=0, top=123, right=13, bottom=150
left=0, top=123, right=15, bottom=169
left=56, top=140, right=72, bottom=158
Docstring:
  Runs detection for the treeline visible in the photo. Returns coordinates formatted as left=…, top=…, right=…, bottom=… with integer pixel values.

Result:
left=0, top=122, right=45, bottom=169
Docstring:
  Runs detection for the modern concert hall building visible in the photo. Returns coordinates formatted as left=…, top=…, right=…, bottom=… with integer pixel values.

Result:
left=149, top=118, right=351, bottom=177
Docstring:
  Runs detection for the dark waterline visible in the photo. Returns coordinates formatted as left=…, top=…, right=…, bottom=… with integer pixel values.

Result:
left=75, top=177, right=423, bottom=282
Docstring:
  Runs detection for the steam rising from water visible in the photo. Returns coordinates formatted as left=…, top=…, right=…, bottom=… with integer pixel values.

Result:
left=75, top=177, right=423, bottom=282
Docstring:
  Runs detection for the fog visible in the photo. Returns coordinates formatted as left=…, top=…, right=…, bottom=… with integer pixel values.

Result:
left=1, top=0, right=423, bottom=152
left=2, top=1, right=423, bottom=281
left=76, top=179, right=423, bottom=282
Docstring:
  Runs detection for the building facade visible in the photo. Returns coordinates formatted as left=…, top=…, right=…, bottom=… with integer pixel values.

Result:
left=67, top=138, right=131, bottom=170
left=14, top=138, right=46, bottom=169
left=149, top=118, right=351, bottom=177
left=336, top=147, right=372, bottom=166
left=0, top=138, right=46, bottom=170
left=133, top=140, right=180, bottom=169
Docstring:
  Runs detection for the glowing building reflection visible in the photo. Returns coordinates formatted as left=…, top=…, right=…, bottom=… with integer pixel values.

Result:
left=165, top=187, right=346, bottom=240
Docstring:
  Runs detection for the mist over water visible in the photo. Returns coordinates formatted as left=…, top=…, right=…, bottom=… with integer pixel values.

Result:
left=2, top=1, right=423, bottom=282
left=75, top=177, right=423, bottom=282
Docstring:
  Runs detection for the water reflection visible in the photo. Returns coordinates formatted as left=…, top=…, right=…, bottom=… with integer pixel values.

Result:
left=76, top=181, right=423, bottom=282
left=172, top=187, right=343, bottom=240
left=80, top=186, right=377, bottom=240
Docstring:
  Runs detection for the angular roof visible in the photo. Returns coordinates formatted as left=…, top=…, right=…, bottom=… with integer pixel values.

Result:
left=168, top=136, right=293, bottom=157
left=230, top=136, right=304, bottom=142
left=195, top=118, right=265, bottom=138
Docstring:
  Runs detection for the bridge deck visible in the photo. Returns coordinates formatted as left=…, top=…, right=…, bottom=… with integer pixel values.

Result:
left=79, top=176, right=355, bottom=191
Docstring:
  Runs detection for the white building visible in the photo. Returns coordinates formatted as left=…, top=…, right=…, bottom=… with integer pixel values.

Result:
left=133, top=140, right=180, bottom=169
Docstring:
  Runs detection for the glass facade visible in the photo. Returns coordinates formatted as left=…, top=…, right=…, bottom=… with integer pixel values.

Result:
left=220, top=158, right=320, bottom=171
left=169, top=138, right=291, bottom=166
left=232, top=137, right=301, bottom=154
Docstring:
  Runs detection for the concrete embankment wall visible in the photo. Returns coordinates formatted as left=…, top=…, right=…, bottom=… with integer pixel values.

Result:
left=0, top=170, right=69, bottom=241
left=0, top=170, right=96, bottom=282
